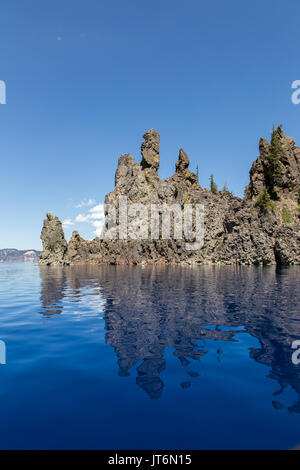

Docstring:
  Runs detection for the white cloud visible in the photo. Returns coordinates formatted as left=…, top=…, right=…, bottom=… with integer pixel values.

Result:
left=62, top=218, right=74, bottom=227
left=75, top=199, right=96, bottom=209
left=74, top=203, right=105, bottom=237
left=75, top=213, right=91, bottom=223
left=89, top=204, right=105, bottom=219
left=91, top=220, right=105, bottom=237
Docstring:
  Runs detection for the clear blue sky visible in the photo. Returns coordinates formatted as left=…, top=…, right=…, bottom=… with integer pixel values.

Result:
left=1, top=0, right=300, bottom=249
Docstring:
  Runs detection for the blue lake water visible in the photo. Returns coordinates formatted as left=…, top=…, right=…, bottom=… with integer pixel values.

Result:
left=0, top=262, right=300, bottom=449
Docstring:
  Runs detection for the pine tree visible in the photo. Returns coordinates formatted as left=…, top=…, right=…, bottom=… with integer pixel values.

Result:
left=244, top=185, right=250, bottom=198
left=196, top=165, right=199, bottom=183
left=254, top=187, right=274, bottom=211
left=210, top=174, right=218, bottom=194
left=265, top=126, right=284, bottom=200
left=222, top=182, right=228, bottom=192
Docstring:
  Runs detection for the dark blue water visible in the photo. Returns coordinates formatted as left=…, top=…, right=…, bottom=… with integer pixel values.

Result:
left=0, top=263, right=300, bottom=449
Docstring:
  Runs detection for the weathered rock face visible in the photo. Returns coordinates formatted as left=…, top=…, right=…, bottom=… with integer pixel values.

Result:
left=274, top=225, right=300, bottom=265
left=141, top=128, right=160, bottom=170
left=39, top=212, right=68, bottom=265
left=39, top=127, right=300, bottom=266
left=248, top=138, right=270, bottom=199
left=67, top=231, right=90, bottom=262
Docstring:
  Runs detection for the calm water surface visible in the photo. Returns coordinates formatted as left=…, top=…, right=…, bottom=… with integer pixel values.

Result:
left=0, top=263, right=300, bottom=449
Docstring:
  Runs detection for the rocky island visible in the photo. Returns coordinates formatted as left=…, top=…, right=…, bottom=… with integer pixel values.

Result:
left=39, top=126, right=300, bottom=266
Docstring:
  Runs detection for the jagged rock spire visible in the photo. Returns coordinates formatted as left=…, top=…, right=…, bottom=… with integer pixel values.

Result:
left=39, top=212, right=68, bottom=265
left=141, top=129, right=160, bottom=170
left=173, top=148, right=198, bottom=186
left=175, top=148, right=190, bottom=174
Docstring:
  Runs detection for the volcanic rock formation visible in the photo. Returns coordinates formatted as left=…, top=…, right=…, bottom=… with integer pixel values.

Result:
left=39, top=126, right=300, bottom=266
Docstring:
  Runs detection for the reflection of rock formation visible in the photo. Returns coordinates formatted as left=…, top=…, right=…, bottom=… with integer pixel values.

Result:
left=39, top=264, right=300, bottom=404
left=39, top=266, right=67, bottom=315
left=136, top=359, right=166, bottom=400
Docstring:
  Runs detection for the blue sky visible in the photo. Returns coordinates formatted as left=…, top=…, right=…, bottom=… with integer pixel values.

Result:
left=1, top=0, right=300, bottom=249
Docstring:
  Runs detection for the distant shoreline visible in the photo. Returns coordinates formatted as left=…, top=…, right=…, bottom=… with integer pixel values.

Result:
left=0, top=249, right=40, bottom=263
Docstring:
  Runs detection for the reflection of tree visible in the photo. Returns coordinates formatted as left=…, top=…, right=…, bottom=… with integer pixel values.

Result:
left=39, top=264, right=300, bottom=404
